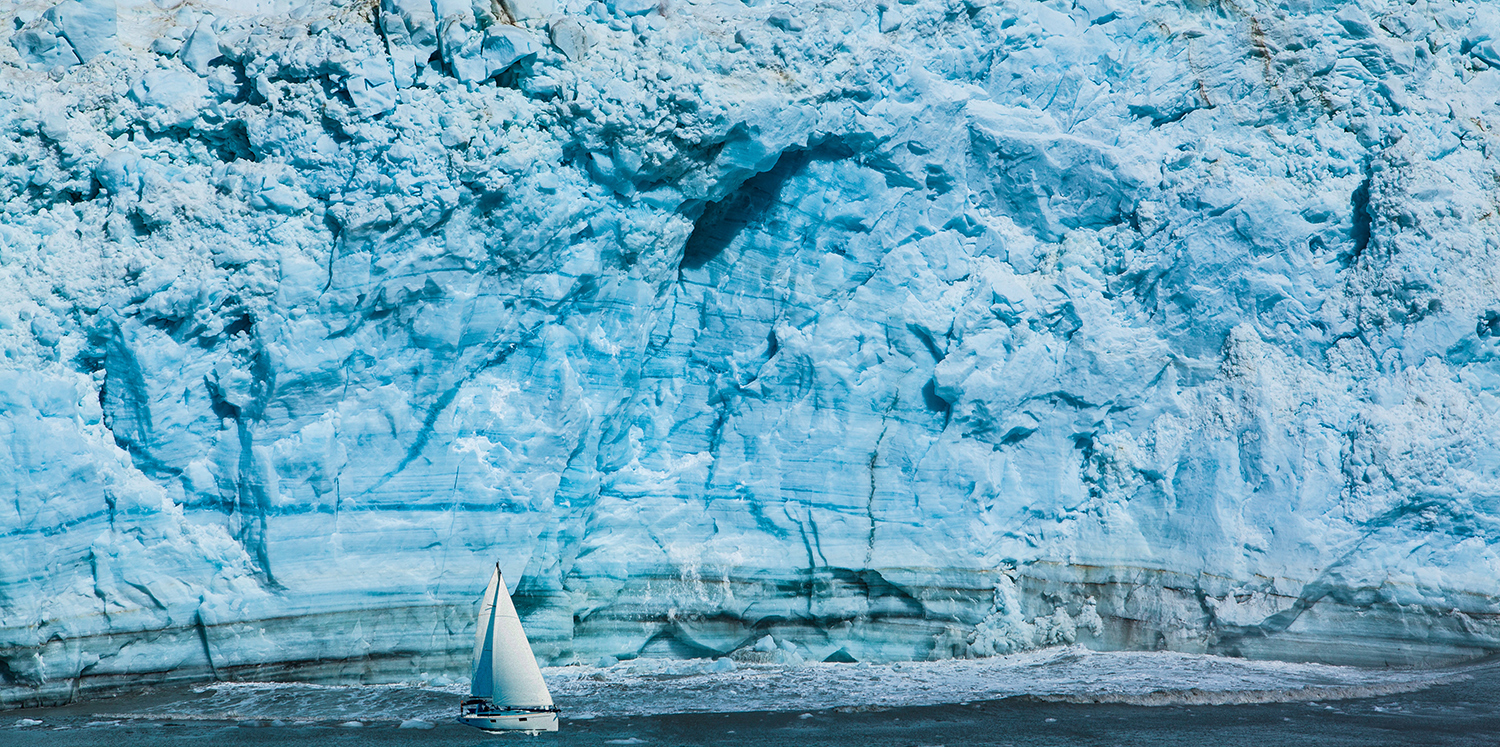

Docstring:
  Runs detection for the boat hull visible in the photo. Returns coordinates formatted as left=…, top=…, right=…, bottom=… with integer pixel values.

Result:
left=458, top=707, right=559, bottom=733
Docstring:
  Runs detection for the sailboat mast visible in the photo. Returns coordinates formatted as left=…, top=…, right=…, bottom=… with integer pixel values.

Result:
left=469, top=565, right=503, bottom=698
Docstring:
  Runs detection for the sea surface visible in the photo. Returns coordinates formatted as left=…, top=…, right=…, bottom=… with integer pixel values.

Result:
left=6, top=648, right=1498, bottom=746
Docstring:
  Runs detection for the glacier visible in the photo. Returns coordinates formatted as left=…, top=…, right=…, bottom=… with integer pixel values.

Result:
left=2, top=0, right=1500, bottom=707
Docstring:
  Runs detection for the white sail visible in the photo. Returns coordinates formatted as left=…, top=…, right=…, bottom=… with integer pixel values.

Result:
left=469, top=565, right=553, bottom=708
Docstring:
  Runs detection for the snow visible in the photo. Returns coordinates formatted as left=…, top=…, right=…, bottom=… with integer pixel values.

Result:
left=1, top=0, right=1500, bottom=707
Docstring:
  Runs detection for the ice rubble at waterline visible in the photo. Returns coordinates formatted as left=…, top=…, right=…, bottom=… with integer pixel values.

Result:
left=48, top=649, right=1475, bottom=725
left=1, top=0, right=1499, bottom=706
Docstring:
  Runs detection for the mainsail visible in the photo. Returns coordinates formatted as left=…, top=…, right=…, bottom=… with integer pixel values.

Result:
left=470, top=565, right=553, bottom=708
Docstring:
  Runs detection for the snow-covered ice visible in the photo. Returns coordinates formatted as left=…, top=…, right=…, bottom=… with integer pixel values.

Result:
left=2, top=0, right=1500, bottom=706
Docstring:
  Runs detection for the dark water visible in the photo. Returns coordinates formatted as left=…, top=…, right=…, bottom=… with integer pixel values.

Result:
left=7, top=658, right=1499, bottom=746
left=8, top=687, right=1498, bottom=746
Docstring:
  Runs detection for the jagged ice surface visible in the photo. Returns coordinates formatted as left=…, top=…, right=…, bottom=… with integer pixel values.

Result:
left=2, top=0, right=1500, bottom=706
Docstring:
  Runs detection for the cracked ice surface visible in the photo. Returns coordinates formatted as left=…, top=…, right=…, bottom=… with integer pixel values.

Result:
left=2, top=0, right=1500, bottom=705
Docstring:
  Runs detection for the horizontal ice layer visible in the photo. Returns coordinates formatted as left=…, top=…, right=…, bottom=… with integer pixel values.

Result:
left=2, top=0, right=1500, bottom=706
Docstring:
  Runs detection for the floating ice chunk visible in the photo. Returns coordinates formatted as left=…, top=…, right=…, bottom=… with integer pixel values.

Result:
left=752, top=635, right=776, bottom=653
left=706, top=657, right=735, bottom=673
left=776, top=645, right=807, bottom=667
left=398, top=719, right=435, bottom=729
left=15, top=719, right=42, bottom=727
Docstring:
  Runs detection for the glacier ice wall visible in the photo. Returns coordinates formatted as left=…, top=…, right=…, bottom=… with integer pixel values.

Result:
left=2, top=0, right=1500, bottom=704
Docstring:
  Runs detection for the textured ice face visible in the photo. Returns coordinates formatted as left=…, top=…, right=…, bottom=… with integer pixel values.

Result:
left=2, top=0, right=1500, bottom=705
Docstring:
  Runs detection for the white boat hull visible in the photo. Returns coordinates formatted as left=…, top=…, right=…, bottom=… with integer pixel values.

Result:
left=459, top=708, right=559, bottom=733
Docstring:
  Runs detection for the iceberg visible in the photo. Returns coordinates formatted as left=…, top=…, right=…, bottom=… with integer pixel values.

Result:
left=1, top=0, right=1499, bottom=706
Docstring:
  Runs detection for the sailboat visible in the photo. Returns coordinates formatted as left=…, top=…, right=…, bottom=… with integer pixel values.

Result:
left=458, top=564, right=559, bottom=733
